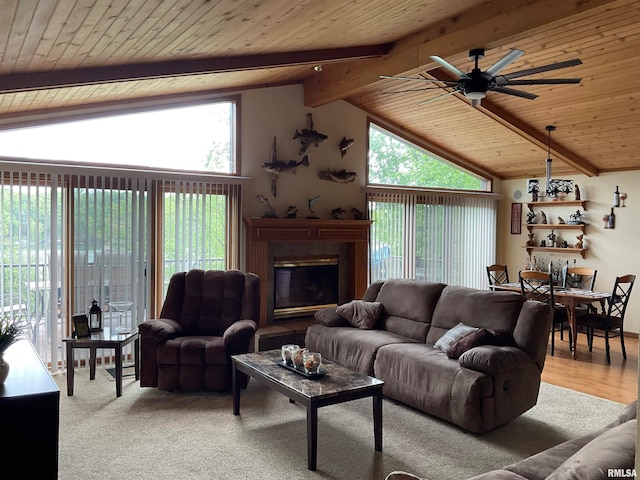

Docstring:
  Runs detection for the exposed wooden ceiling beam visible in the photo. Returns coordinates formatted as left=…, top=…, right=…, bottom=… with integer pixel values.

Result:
left=0, top=45, right=390, bottom=94
left=303, top=0, right=621, bottom=107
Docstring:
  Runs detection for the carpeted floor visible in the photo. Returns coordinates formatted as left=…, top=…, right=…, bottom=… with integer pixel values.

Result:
left=54, top=370, right=625, bottom=480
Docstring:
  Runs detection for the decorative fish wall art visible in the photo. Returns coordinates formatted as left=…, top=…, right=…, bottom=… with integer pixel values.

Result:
left=294, top=113, right=327, bottom=155
left=339, top=137, right=354, bottom=157
left=261, top=136, right=309, bottom=196
left=318, top=168, right=357, bottom=183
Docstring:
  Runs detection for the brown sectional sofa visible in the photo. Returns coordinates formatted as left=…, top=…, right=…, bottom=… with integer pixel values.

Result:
left=386, top=400, right=637, bottom=480
left=305, top=278, right=552, bottom=434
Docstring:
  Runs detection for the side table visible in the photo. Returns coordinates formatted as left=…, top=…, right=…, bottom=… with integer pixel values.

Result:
left=63, top=327, right=139, bottom=397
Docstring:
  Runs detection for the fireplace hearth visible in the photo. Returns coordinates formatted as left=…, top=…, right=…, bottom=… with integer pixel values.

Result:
left=244, top=217, right=372, bottom=328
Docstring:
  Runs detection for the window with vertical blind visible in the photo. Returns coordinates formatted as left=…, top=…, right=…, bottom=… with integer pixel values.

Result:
left=367, top=120, right=497, bottom=289
left=368, top=190, right=498, bottom=289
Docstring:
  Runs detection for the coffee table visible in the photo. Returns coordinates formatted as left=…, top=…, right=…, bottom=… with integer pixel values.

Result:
left=63, top=327, right=139, bottom=397
left=231, top=349, right=384, bottom=471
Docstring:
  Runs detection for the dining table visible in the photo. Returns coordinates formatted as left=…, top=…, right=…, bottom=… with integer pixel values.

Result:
left=490, top=282, right=610, bottom=359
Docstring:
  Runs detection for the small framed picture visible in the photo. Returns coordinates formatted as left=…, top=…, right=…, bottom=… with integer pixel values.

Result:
left=73, top=314, right=91, bottom=338
left=511, top=202, right=522, bottom=235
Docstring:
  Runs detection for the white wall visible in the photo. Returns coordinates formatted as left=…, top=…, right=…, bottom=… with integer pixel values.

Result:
left=240, top=84, right=368, bottom=219
left=499, top=172, right=640, bottom=334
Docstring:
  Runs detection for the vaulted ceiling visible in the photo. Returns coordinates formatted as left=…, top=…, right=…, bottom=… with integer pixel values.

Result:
left=0, top=0, right=637, bottom=181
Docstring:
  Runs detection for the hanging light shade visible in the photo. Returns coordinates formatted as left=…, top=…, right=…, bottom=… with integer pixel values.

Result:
left=544, top=125, right=557, bottom=197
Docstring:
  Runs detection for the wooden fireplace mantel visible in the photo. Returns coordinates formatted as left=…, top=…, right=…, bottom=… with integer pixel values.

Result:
left=243, top=217, right=372, bottom=327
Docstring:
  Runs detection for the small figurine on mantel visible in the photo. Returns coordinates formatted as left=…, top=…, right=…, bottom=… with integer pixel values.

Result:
left=540, top=210, right=548, bottom=224
left=574, top=184, right=581, bottom=201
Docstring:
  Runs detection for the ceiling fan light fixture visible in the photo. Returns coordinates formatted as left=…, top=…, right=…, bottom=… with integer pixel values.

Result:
left=465, top=91, right=485, bottom=100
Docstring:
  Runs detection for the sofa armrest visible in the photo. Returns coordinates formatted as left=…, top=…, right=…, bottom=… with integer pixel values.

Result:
left=139, top=318, right=183, bottom=343
left=314, top=306, right=351, bottom=327
left=458, top=346, right=533, bottom=375
left=223, top=319, right=258, bottom=352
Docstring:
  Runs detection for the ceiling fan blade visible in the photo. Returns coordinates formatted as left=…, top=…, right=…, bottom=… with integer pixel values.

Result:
left=485, top=49, right=525, bottom=76
left=491, top=86, right=538, bottom=100
left=501, top=58, right=582, bottom=80
left=382, top=86, right=455, bottom=94
left=429, top=55, right=469, bottom=79
left=380, top=75, right=459, bottom=86
left=418, top=89, right=459, bottom=106
left=496, top=77, right=582, bottom=86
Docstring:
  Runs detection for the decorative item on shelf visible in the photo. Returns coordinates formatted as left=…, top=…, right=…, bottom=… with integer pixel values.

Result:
left=339, top=137, right=354, bottom=157
left=547, top=229, right=557, bottom=248
left=602, top=213, right=610, bottom=229
left=575, top=234, right=584, bottom=249
left=574, top=184, right=581, bottom=200
left=526, top=232, right=535, bottom=246
left=256, top=195, right=277, bottom=218
left=540, top=240, right=546, bottom=247
left=88, top=299, right=102, bottom=332
left=331, top=207, right=345, bottom=219
left=561, top=240, right=569, bottom=248
left=294, top=113, right=328, bottom=155
left=284, top=206, right=298, bottom=218
left=526, top=207, right=536, bottom=224
left=351, top=207, right=365, bottom=220
left=540, top=211, right=547, bottom=224
left=613, top=185, right=620, bottom=207
left=0, top=316, right=21, bottom=385
left=557, top=216, right=566, bottom=224
left=568, top=210, right=585, bottom=225
left=526, top=179, right=540, bottom=202
left=306, top=195, right=320, bottom=219
left=608, top=208, right=615, bottom=229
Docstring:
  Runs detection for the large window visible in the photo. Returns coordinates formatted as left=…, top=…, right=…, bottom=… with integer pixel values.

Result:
left=367, top=122, right=497, bottom=289
left=0, top=98, right=245, bottom=369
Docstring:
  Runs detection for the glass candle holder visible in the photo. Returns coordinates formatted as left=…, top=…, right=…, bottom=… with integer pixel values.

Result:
left=303, top=351, right=322, bottom=375
left=291, top=346, right=308, bottom=369
left=281, top=344, right=299, bottom=365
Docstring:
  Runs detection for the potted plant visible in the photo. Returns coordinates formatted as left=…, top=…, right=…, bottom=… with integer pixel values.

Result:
left=0, top=317, right=21, bottom=384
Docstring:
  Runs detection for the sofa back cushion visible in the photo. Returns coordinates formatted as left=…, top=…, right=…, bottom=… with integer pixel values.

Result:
left=426, top=286, right=525, bottom=345
left=375, top=279, right=447, bottom=341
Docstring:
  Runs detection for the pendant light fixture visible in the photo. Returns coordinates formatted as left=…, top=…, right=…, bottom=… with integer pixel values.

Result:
left=543, top=125, right=557, bottom=198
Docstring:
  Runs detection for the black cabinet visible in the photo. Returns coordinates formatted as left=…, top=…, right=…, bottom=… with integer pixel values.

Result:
left=0, top=338, right=59, bottom=479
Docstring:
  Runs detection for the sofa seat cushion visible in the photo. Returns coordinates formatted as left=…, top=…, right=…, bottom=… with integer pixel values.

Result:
left=157, top=336, right=228, bottom=366
left=304, top=324, right=418, bottom=376
left=374, top=343, right=493, bottom=431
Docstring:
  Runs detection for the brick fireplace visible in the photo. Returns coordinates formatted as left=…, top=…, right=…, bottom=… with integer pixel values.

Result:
left=243, top=217, right=372, bottom=328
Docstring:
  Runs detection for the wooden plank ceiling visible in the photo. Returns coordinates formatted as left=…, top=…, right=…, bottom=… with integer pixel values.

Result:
left=0, top=0, right=637, bottom=181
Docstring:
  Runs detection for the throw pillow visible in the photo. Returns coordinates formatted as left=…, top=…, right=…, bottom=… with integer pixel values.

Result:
left=546, top=419, right=637, bottom=480
left=315, top=308, right=351, bottom=327
left=446, top=328, right=515, bottom=359
left=336, top=300, right=383, bottom=329
left=434, top=323, right=478, bottom=352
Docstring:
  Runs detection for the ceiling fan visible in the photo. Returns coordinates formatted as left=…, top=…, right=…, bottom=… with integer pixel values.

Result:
left=381, top=48, right=582, bottom=106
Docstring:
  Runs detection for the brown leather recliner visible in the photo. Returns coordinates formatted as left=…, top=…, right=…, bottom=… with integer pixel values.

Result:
left=139, top=269, right=260, bottom=392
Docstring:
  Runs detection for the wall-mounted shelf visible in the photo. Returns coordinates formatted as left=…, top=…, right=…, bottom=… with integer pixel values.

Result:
left=524, top=246, right=589, bottom=258
left=526, top=200, right=588, bottom=210
left=527, top=224, right=586, bottom=233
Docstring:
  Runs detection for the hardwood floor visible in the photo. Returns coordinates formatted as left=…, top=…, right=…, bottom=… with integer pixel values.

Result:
left=541, top=331, right=638, bottom=405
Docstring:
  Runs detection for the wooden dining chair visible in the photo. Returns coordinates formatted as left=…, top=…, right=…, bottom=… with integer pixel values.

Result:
left=486, top=264, right=509, bottom=287
left=519, top=270, right=568, bottom=356
left=576, top=274, right=636, bottom=364
left=562, top=266, right=597, bottom=290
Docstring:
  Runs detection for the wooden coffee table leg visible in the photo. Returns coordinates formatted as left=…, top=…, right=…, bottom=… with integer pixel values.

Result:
left=307, top=403, right=318, bottom=471
left=373, top=390, right=383, bottom=451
